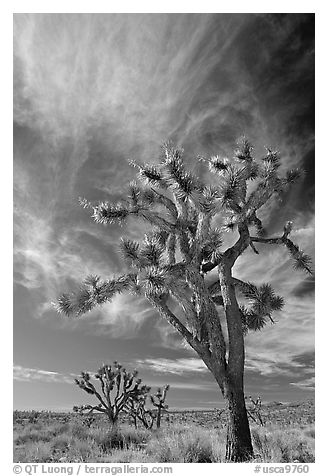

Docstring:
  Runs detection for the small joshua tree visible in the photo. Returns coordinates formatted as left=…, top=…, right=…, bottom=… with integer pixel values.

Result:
left=73, top=362, right=151, bottom=426
left=246, top=396, right=264, bottom=426
left=124, top=384, right=170, bottom=429
left=150, top=385, right=170, bottom=429
left=124, top=394, right=155, bottom=429
left=56, top=138, right=313, bottom=461
left=72, top=407, right=96, bottom=427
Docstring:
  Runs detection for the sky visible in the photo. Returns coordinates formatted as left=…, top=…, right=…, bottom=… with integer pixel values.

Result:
left=13, top=13, right=315, bottom=410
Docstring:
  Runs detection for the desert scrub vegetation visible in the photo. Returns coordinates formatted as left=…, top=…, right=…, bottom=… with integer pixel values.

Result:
left=14, top=403, right=315, bottom=463
left=251, top=425, right=315, bottom=463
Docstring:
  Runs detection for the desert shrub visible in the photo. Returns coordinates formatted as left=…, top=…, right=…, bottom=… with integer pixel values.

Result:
left=66, top=438, right=103, bottom=462
left=294, top=441, right=315, bottom=463
left=15, top=428, right=52, bottom=445
left=50, top=422, right=70, bottom=435
left=88, top=425, right=150, bottom=452
left=23, top=422, right=43, bottom=431
left=303, top=426, right=315, bottom=439
left=19, top=441, right=53, bottom=463
left=70, top=422, right=90, bottom=440
left=274, top=431, right=314, bottom=463
left=146, top=424, right=222, bottom=462
left=118, top=426, right=151, bottom=445
left=103, top=449, right=152, bottom=463
left=51, top=434, right=71, bottom=452
left=181, top=434, right=214, bottom=462
left=15, top=431, right=40, bottom=445
left=252, top=428, right=271, bottom=461
left=90, top=427, right=121, bottom=451
left=251, top=425, right=315, bottom=463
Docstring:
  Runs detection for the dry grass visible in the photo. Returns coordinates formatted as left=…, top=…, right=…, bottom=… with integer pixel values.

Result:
left=251, top=425, right=315, bottom=463
left=13, top=402, right=315, bottom=463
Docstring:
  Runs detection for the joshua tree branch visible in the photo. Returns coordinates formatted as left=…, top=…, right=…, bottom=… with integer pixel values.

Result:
left=149, top=295, right=212, bottom=360
left=250, top=236, right=283, bottom=244
left=151, top=188, right=178, bottom=220
left=74, top=404, right=106, bottom=415
left=249, top=222, right=292, bottom=245
left=140, top=211, right=175, bottom=231
left=250, top=227, right=313, bottom=275
left=91, top=388, right=110, bottom=411
left=201, top=260, right=218, bottom=274
left=249, top=241, right=259, bottom=255
left=224, top=223, right=251, bottom=266
left=79, top=380, right=109, bottom=410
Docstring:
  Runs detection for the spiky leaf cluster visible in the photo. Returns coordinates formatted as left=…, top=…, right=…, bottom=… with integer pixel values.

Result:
left=138, top=164, right=163, bottom=186
left=198, top=185, right=221, bottom=214
left=207, top=155, right=228, bottom=175
left=285, top=239, right=313, bottom=274
left=163, top=147, right=198, bottom=201
left=262, top=148, right=281, bottom=170
left=237, top=282, right=284, bottom=331
left=219, top=165, right=247, bottom=209
left=140, top=233, right=165, bottom=266
left=235, top=136, right=253, bottom=162
left=127, top=181, right=141, bottom=207
left=284, top=168, right=303, bottom=185
left=55, top=274, right=132, bottom=316
left=141, top=266, right=167, bottom=297
left=92, top=201, right=129, bottom=226
left=119, top=238, right=140, bottom=266
left=200, top=228, right=223, bottom=263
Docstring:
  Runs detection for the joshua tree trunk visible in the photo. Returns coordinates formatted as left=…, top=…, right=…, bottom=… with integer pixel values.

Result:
left=210, top=357, right=253, bottom=462
left=105, top=409, right=119, bottom=427
left=156, top=407, right=161, bottom=429
left=224, top=382, right=253, bottom=462
left=175, top=264, right=254, bottom=462
left=218, top=262, right=253, bottom=461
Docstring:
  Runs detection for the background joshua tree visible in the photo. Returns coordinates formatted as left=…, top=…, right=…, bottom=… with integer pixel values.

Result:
left=124, top=385, right=170, bottom=429
left=246, top=396, right=264, bottom=427
left=150, top=385, right=170, bottom=429
left=56, top=137, right=312, bottom=461
left=73, top=362, right=151, bottom=426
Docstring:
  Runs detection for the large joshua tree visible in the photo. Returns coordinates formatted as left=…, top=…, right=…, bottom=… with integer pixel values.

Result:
left=55, top=138, right=312, bottom=462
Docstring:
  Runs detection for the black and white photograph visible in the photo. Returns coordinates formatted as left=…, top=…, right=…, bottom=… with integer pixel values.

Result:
left=13, top=11, right=315, bottom=466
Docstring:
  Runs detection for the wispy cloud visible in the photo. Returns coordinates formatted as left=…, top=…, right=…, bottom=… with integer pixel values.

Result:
left=76, top=294, right=155, bottom=339
left=136, top=358, right=207, bottom=375
left=13, top=363, right=216, bottom=394
left=290, top=376, right=315, bottom=391
left=13, top=365, right=76, bottom=384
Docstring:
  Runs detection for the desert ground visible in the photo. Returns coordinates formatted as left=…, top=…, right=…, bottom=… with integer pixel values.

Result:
left=13, top=400, right=314, bottom=463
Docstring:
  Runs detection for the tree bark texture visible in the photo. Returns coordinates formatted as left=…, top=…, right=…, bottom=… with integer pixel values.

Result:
left=218, top=263, right=254, bottom=461
left=224, top=383, right=254, bottom=462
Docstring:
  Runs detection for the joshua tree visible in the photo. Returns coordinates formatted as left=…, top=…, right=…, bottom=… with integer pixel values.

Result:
left=123, top=393, right=154, bottom=429
left=246, top=396, right=264, bottom=426
left=150, top=385, right=170, bottom=429
left=56, top=138, right=312, bottom=461
left=124, top=394, right=154, bottom=429
left=72, top=362, right=151, bottom=426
